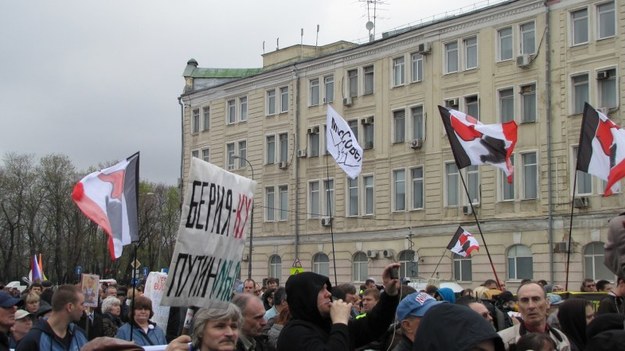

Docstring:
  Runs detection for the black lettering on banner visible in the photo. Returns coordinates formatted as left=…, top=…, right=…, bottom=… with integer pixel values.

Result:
left=329, top=117, right=362, bottom=162
left=220, top=189, right=233, bottom=235
left=184, top=181, right=202, bottom=228
left=195, top=182, right=208, bottom=230
left=166, top=253, right=221, bottom=299
left=210, top=185, right=224, bottom=233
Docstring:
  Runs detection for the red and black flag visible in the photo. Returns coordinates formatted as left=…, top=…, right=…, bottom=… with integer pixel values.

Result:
left=438, top=106, right=517, bottom=183
left=72, top=152, right=140, bottom=259
left=447, top=226, right=480, bottom=257
left=576, top=102, right=625, bottom=196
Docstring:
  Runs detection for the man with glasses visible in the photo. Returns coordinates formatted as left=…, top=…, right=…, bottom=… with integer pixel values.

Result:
left=0, top=291, right=21, bottom=351
left=17, top=285, right=88, bottom=351
left=580, top=278, right=597, bottom=292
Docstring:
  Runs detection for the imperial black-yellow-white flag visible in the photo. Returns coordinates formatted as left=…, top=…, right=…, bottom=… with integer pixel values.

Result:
left=326, top=105, right=363, bottom=179
left=447, top=227, right=479, bottom=258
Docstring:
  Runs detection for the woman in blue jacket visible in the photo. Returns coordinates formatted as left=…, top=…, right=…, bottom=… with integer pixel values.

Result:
left=115, top=295, right=167, bottom=346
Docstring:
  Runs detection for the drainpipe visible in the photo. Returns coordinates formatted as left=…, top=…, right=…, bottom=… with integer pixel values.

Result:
left=544, top=1, right=554, bottom=283
left=178, top=96, right=185, bottom=205
left=293, top=65, right=301, bottom=260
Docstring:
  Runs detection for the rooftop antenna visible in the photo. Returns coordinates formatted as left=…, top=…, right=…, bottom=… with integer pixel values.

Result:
left=276, top=37, right=279, bottom=50
left=262, top=41, right=265, bottom=54
left=300, top=28, right=304, bottom=45
left=315, top=24, right=320, bottom=48
left=361, top=0, right=385, bottom=42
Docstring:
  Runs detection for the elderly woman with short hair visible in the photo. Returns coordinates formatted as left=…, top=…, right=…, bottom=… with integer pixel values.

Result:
left=101, top=296, right=123, bottom=337
left=115, top=295, right=167, bottom=346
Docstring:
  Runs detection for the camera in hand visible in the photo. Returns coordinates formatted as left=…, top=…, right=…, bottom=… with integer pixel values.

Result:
left=390, top=267, right=399, bottom=279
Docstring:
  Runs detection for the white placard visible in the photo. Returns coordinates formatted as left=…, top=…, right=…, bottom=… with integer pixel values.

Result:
left=144, top=271, right=170, bottom=331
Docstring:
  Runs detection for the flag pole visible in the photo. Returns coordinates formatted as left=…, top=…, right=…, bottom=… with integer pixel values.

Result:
left=431, top=248, right=448, bottom=278
left=565, top=164, right=580, bottom=291
left=324, top=158, right=338, bottom=287
left=129, top=243, right=138, bottom=342
left=458, top=171, right=503, bottom=289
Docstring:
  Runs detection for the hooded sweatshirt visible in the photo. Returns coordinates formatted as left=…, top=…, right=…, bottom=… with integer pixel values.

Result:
left=413, top=303, right=505, bottom=351
left=15, top=318, right=88, bottom=351
left=277, top=272, right=398, bottom=351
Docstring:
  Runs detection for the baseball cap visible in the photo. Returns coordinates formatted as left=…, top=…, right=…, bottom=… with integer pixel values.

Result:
left=15, top=309, right=31, bottom=320
left=396, top=291, right=444, bottom=321
left=547, top=293, right=563, bottom=305
left=0, top=291, right=21, bottom=308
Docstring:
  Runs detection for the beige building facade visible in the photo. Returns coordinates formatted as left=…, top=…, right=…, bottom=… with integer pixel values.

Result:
left=179, top=0, right=624, bottom=291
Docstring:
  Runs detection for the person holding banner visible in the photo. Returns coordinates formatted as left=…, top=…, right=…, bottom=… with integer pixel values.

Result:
left=277, top=263, right=400, bottom=351
left=115, top=295, right=167, bottom=347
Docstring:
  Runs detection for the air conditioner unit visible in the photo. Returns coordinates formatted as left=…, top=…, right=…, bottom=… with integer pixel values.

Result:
left=462, top=205, right=473, bottom=215
left=364, top=141, right=374, bottom=149
left=409, top=139, right=423, bottom=150
left=307, top=126, right=320, bottom=134
left=418, top=42, right=431, bottom=54
left=367, top=250, right=379, bottom=259
left=597, top=70, right=609, bottom=80
left=361, top=116, right=374, bottom=125
left=573, top=196, right=590, bottom=209
left=297, top=149, right=307, bottom=158
left=320, top=217, right=332, bottom=227
left=241, top=254, right=249, bottom=262
left=278, top=161, right=288, bottom=169
left=553, top=242, right=570, bottom=253
left=447, top=98, right=459, bottom=107
left=516, top=54, right=531, bottom=68
left=597, top=107, right=609, bottom=116
left=383, top=249, right=395, bottom=259
left=343, top=97, right=353, bottom=106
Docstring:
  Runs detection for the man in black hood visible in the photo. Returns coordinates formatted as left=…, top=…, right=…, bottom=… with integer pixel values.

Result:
left=277, top=264, right=399, bottom=351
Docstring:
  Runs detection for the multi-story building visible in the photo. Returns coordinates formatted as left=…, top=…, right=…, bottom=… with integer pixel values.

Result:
left=178, top=0, right=623, bottom=291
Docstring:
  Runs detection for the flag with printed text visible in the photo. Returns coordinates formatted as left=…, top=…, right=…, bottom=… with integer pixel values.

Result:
left=326, top=105, right=363, bottom=179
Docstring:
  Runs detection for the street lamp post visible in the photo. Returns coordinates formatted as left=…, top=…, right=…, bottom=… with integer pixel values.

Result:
left=233, top=155, right=254, bottom=279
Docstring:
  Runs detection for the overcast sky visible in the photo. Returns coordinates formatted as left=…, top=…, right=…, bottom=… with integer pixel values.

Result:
left=0, top=0, right=498, bottom=185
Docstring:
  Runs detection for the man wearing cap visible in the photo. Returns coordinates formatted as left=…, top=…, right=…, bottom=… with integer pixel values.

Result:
left=9, top=310, right=32, bottom=348
left=0, top=291, right=20, bottom=351
left=391, top=291, right=444, bottom=351
left=497, top=282, right=570, bottom=350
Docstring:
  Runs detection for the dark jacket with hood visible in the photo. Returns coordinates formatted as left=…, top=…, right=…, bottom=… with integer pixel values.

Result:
left=277, top=272, right=398, bottom=351
left=412, top=303, right=505, bottom=351
left=16, top=318, right=88, bottom=351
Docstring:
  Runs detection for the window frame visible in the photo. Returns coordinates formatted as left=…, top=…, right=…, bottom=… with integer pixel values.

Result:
left=352, top=252, right=369, bottom=282
left=202, top=106, right=210, bottom=131
left=309, top=78, right=320, bottom=106
left=363, top=65, right=374, bottom=95
left=444, top=40, right=459, bottom=74
left=522, top=151, right=538, bottom=200
left=192, top=108, right=200, bottom=133
left=571, top=7, right=589, bottom=46
left=393, top=109, right=406, bottom=143
left=266, top=89, right=276, bottom=115
left=597, top=1, right=616, bottom=40
left=498, top=27, right=513, bottom=61
left=393, top=169, right=406, bottom=212
left=520, top=21, right=536, bottom=55
left=227, top=99, right=236, bottom=124
left=392, top=56, right=405, bottom=87
left=280, top=86, right=289, bottom=113
left=463, top=36, right=478, bottom=70
left=411, top=52, right=423, bottom=82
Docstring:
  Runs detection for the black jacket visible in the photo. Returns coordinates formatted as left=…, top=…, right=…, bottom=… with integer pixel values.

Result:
left=413, top=303, right=505, bottom=351
left=277, top=272, right=398, bottom=351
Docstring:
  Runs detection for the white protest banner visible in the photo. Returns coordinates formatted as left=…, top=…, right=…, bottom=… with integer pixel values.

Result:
left=326, top=105, right=363, bottom=179
left=143, top=271, right=170, bottom=331
left=161, top=158, right=256, bottom=307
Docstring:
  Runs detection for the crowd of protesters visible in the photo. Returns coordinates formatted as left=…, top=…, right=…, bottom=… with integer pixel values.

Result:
left=1, top=270, right=625, bottom=351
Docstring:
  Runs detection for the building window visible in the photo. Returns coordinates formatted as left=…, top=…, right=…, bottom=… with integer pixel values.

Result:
left=279, top=133, right=288, bottom=163
left=598, top=68, right=617, bottom=108
left=309, top=181, right=320, bottom=218
left=192, top=108, right=200, bottom=133
left=501, top=155, right=515, bottom=201
left=393, top=57, right=405, bottom=86
left=238, top=141, right=247, bottom=168
left=522, top=152, right=538, bottom=199
left=453, top=254, right=472, bottom=282
left=399, top=250, right=418, bottom=278
left=464, top=36, right=478, bottom=70
left=465, top=95, right=479, bottom=120
left=498, top=27, right=513, bottom=61
left=363, top=118, right=374, bottom=149
left=571, top=8, right=589, bottom=45
left=239, top=97, right=247, bottom=122
left=269, top=255, right=281, bottom=280
left=411, top=167, right=424, bottom=209
left=323, top=179, right=335, bottom=216
left=520, top=84, right=536, bottom=123
left=279, top=185, right=288, bottom=221
left=520, top=22, right=535, bottom=55
left=202, top=106, right=210, bottom=131
left=352, top=252, right=368, bottom=282
left=393, top=109, right=405, bottom=143
left=446, top=162, right=459, bottom=207
left=310, top=78, right=320, bottom=106
left=466, top=165, right=479, bottom=204
left=348, top=69, right=358, bottom=98
left=411, top=106, right=424, bottom=140
left=572, top=73, right=589, bottom=114
left=266, top=135, right=276, bottom=164
left=280, top=87, right=289, bottom=113
left=584, top=242, right=613, bottom=280
left=507, top=245, right=533, bottom=280
left=348, top=177, right=359, bottom=216
left=363, top=65, right=374, bottom=95
left=364, top=175, right=374, bottom=215
left=265, top=187, right=275, bottom=221
left=191, top=150, right=199, bottom=159
left=445, top=41, right=459, bottom=73
left=324, top=75, right=334, bottom=103
left=267, top=90, right=276, bottom=115
left=309, top=127, right=320, bottom=157
left=227, top=99, right=236, bottom=124
left=411, top=53, right=423, bottom=82
left=348, top=120, right=359, bottom=142
left=393, top=169, right=406, bottom=211
left=201, top=148, right=209, bottom=163
left=573, top=146, right=592, bottom=195
left=597, top=1, right=615, bottom=39
left=226, top=143, right=235, bottom=170
left=312, top=253, right=330, bottom=276
left=499, top=88, right=514, bottom=123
